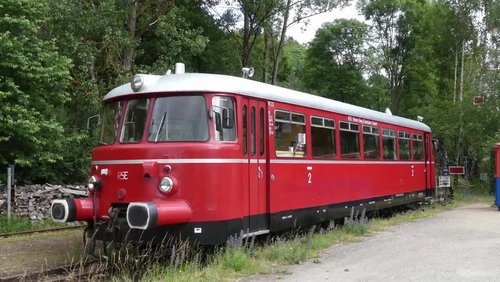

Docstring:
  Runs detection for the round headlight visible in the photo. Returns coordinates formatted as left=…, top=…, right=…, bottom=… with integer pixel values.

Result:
left=159, top=177, right=174, bottom=193
left=88, top=176, right=97, bottom=191
left=131, top=75, right=144, bottom=92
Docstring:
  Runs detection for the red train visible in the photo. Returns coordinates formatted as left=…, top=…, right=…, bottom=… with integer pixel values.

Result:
left=51, top=64, right=435, bottom=249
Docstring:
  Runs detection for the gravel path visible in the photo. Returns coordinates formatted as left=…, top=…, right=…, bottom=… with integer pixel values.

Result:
left=246, top=204, right=500, bottom=282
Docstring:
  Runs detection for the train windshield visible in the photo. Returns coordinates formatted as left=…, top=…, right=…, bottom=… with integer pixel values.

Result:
left=120, top=98, right=150, bottom=143
left=147, top=95, right=209, bottom=142
left=99, top=101, right=123, bottom=145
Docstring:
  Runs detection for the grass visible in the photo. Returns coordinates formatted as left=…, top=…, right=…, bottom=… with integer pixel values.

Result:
left=129, top=188, right=492, bottom=281
left=45, top=186, right=494, bottom=281
left=0, top=216, right=68, bottom=234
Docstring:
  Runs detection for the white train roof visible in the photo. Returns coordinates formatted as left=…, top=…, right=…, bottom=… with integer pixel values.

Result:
left=104, top=73, right=431, bottom=132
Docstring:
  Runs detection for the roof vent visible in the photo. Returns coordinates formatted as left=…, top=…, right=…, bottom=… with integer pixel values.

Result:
left=175, top=63, right=185, bottom=74
left=385, top=108, right=392, bottom=115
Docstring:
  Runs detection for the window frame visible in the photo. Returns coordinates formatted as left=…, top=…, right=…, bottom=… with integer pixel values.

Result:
left=339, top=121, right=361, bottom=160
left=120, top=98, right=150, bottom=144
left=310, top=115, right=336, bottom=159
left=398, top=131, right=411, bottom=160
left=382, top=128, right=397, bottom=160
left=412, top=133, right=424, bottom=160
left=362, top=125, right=380, bottom=160
left=274, top=109, right=307, bottom=158
left=212, top=96, right=237, bottom=143
left=146, top=95, right=210, bottom=143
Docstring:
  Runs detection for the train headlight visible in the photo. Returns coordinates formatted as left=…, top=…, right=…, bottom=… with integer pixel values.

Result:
left=87, top=176, right=98, bottom=191
left=131, top=75, right=144, bottom=92
left=159, top=177, right=174, bottom=193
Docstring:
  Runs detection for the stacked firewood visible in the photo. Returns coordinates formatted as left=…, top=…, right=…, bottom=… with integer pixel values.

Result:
left=0, top=184, right=88, bottom=221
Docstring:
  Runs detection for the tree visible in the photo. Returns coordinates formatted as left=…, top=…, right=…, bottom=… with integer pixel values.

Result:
left=269, top=0, right=349, bottom=85
left=303, top=19, right=369, bottom=106
left=211, top=0, right=281, bottom=70
left=0, top=0, right=71, bottom=182
left=359, top=0, right=415, bottom=115
left=211, top=0, right=346, bottom=84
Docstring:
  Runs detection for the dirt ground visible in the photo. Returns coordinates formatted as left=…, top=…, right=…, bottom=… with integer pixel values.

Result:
left=0, top=231, right=84, bottom=277
left=245, top=204, right=500, bottom=282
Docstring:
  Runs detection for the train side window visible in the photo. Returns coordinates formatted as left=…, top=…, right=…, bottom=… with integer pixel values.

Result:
left=243, top=106, right=247, bottom=155
left=251, top=107, right=256, bottom=156
left=311, top=116, right=336, bottom=159
left=340, top=121, right=360, bottom=159
left=382, top=129, right=396, bottom=160
left=363, top=125, right=380, bottom=160
left=412, top=133, right=423, bottom=160
left=260, top=107, right=265, bottom=156
left=212, top=96, right=236, bottom=142
left=398, top=131, right=411, bottom=160
left=274, top=110, right=306, bottom=158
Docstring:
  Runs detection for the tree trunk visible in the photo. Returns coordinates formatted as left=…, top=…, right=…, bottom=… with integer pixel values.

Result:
left=389, top=64, right=400, bottom=115
left=262, top=24, right=270, bottom=83
left=242, top=10, right=251, bottom=67
left=271, top=0, right=291, bottom=85
left=123, top=0, right=138, bottom=75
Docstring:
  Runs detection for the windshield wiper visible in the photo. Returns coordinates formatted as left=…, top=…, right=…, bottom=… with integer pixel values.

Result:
left=154, top=112, right=167, bottom=142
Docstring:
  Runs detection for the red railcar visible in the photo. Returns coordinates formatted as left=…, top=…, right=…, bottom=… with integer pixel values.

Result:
left=51, top=65, right=435, bottom=247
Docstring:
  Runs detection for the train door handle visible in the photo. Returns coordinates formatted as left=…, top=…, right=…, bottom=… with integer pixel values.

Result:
left=258, top=166, right=263, bottom=179
left=411, top=165, right=415, bottom=177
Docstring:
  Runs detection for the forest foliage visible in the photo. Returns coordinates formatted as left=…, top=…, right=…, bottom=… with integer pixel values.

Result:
left=0, top=0, right=498, bottom=183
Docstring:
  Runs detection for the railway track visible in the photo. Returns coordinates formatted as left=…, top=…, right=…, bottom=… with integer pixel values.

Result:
left=0, top=260, right=98, bottom=282
left=0, top=225, right=83, bottom=239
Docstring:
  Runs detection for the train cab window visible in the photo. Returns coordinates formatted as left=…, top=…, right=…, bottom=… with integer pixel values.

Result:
left=382, top=129, right=396, bottom=160
left=311, top=116, right=336, bottom=159
left=100, top=101, right=123, bottom=145
left=274, top=110, right=306, bottom=158
left=412, top=134, right=424, bottom=160
left=147, top=96, right=209, bottom=142
left=398, top=131, right=411, bottom=160
left=340, top=121, right=360, bottom=159
left=212, top=96, right=236, bottom=141
left=363, top=125, right=380, bottom=160
left=120, top=98, right=149, bottom=143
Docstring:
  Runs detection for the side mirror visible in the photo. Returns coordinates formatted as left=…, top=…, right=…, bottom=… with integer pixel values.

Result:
left=432, top=139, right=440, bottom=151
left=87, top=114, right=101, bottom=137
left=214, top=112, right=223, bottom=132
left=222, top=108, right=234, bottom=129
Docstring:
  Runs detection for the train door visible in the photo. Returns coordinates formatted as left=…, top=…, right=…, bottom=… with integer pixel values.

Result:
left=247, top=99, right=269, bottom=233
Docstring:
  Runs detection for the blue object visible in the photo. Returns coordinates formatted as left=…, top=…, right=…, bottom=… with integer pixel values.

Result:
left=497, top=177, right=500, bottom=209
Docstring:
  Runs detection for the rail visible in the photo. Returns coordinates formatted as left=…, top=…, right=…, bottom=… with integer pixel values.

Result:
left=0, top=260, right=96, bottom=282
left=0, top=225, right=83, bottom=239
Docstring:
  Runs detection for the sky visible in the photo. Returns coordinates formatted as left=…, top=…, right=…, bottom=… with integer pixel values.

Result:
left=287, top=3, right=363, bottom=44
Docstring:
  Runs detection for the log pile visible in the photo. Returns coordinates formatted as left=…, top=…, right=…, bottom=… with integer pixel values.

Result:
left=0, top=184, right=88, bottom=221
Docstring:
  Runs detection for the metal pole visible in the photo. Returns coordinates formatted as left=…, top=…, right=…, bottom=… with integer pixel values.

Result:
left=7, top=166, right=12, bottom=219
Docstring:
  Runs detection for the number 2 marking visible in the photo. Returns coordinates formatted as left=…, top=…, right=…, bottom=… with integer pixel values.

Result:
left=308, top=172, right=312, bottom=184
